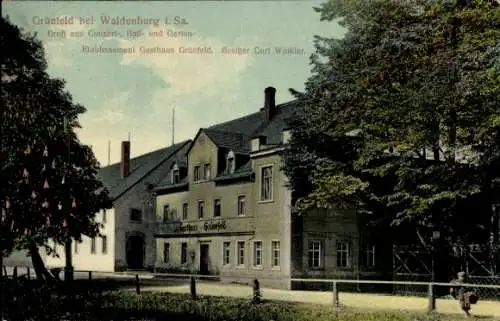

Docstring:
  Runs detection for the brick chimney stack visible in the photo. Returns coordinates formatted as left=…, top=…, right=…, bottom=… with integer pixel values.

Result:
left=264, top=87, right=276, bottom=122
left=120, top=141, right=130, bottom=178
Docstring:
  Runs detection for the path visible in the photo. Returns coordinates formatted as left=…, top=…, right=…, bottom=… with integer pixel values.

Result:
left=140, top=282, right=500, bottom=318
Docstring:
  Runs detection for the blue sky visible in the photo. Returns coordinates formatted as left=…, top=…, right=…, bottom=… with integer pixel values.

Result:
left=3, top=1, right=345, bottom=166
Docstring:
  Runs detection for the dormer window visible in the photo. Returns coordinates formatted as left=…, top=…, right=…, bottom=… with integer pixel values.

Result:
left=171, top=164, right=180, bottom=184
left=227, top=151, right=235, bottom=174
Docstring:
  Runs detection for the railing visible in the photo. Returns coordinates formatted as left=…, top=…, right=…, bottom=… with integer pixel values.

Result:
left=291, top=278, right=500, bottom=315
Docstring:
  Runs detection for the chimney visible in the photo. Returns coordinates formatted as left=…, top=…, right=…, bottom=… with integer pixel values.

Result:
left=264, top=87, right=276, bottom=122
left=120, top=141, right=130, bottom=178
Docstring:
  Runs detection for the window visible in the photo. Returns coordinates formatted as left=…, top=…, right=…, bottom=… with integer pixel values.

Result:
left=90, top=237, right=96, bottom=254
left=102, top=209, right=107, bottom=223
left=181, top=242, right=188, bottom=264
left=74, top=240, right=78, bottom=254
left=271, top=241, right=280, bottom=267
left=101, top=235, right=107, bottom=254
left=193, top=165, right=201, bottom=181
left=253, top=241, right=262, bottom=266
left=308, top=240, right=322, bottom=269
left=336, top=241, right=350, bottom=267
left=130, top=208, right=142, bottom=222
left=182, top=203, right=188, bottom=220
left=363, top=243, right=376, bottom=268
left=237, top=195, right=246, bottom=216
left=203, top=163, right=211, bottom=180
left=163, top=204, right=170, bottom=223
left=223, top=242, right=231, bottom=265
left=237, top=241, right=245, bottom=266
left=227, top=156, right=235, bottom=173
left=214, top=199, right=221, bottom=217
left=172, top=168, right=180, bottom=184
left=163, top=243, right=170, bottom=263
left=260, top=166, right=273, bottom=201
left=198, top=201, right=204, bottom=219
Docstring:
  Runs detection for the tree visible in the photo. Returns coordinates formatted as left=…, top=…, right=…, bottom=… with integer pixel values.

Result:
left=1, top=16, right=112, bottom=280
left=284, top=0, right=500, bottom=254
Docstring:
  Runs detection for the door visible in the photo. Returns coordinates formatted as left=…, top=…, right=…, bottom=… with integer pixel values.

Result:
left=200, top=244, right=209, bottom=275
left=127, top=235, right=144, bottom=269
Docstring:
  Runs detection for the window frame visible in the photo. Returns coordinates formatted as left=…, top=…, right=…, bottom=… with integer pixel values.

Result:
left=163, top=204, right=170, bottom=223
left=197, top=200, right=204, bottom=219
left=90, top=237, right=96, bottom=254
left=193, top=165, right=201, bottom=182
left=308, top=240, right=322, bottom=270
left=336, top=240, right=350, bottom=268
left=237, top=195, right=246, bottom=216
left=259, top=165, right=274, bottom=202
left=182, top=202, right=188, bottom=220
left=253, top=241, right=263, bottom=267
left=213, top=199, right=221, bottom=217
left=101, top=235, right=107, bottom=254
left=203, top=163, right=211, bottom=180
left=130, top=208, right=142, bottom=223
left=237, top=241, right=245, bottom=266
left=223, top=241, right=231, bottom=266
left=271, top=240, right=280, bottom=268
left=163, top=242, right=170, bottom=263
left=181, top=242, right=188, bottom=264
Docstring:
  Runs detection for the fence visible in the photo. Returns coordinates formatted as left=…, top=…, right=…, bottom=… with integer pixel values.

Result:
left=291, top=278, right=500, bottom=316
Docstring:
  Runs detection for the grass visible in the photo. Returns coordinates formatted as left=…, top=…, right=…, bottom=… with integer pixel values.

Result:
left=3, top=278, right=497, bottom=321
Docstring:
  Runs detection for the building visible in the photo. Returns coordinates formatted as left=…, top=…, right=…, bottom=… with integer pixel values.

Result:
left=43, top=140, right=191, bottom=271
left=153, top=87, right=389, bottom=289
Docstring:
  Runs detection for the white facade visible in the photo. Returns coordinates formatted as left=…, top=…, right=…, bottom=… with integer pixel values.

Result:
left=44, top=208, right=116, bottom=272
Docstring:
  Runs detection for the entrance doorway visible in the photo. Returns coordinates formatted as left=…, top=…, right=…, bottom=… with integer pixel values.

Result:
left=199, top=244, right=209, bottom=275
left=126, top=233, right=144, bottom=269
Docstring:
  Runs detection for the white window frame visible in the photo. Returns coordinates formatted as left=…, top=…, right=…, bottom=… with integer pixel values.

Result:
left=253, top=241, right=263, bottom=267
left=364, top=243, right=376, bottom=268
left=308, top=240, right=322, bottom=269
left=236, top=241, right=245, bottom=266
left=237, top=195, right=246, bottom=216
left=223, top=241, right=231, bottom=266
left=271, top=240, right=280, bottom=268
left=259, top=165, right=273, bottom=202
left=336, top=241, right=350, bottom=268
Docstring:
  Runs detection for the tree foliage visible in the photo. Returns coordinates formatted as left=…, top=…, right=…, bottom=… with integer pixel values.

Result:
left=284, top=0, right=500, bottom=246
left=1, top=16, right=112, bottom=277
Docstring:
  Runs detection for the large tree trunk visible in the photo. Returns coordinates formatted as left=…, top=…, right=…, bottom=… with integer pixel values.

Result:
left=28, top=241, right=56, bottom=282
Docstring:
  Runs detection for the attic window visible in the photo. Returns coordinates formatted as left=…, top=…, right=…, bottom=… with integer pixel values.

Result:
left=130, top=208, right=142, bottom=223
left=172, top=164, right=180, bottom=184
left=227, top=151, right=235, bottom=174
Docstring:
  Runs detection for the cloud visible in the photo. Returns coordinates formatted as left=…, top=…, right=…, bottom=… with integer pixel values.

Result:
left=42, top=20, right=254, bottom=165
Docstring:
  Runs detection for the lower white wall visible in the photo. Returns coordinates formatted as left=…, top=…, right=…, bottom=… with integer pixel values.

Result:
left=44, top=208, right=116, bottom=272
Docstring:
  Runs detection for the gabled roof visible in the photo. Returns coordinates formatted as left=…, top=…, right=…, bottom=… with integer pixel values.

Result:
left=97, top=140, right=191, bottom=200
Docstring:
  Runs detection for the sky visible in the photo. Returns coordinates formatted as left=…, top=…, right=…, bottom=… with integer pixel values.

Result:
left=3, top=1, right=345, bottom=166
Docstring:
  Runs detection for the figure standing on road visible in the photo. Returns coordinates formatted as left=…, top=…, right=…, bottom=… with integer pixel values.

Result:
left=449, top=271, right=477, bottom=318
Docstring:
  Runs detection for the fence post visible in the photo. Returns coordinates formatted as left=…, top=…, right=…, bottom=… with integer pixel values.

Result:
left=135, top=274, right=140, bottom=295
left=88, top=271, right=92, bottom=280
left=333, top=281, right=340, bottom=313
left=427, top=282, right=436, bottom=312
left=27, top=267, right=30, bottom=280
